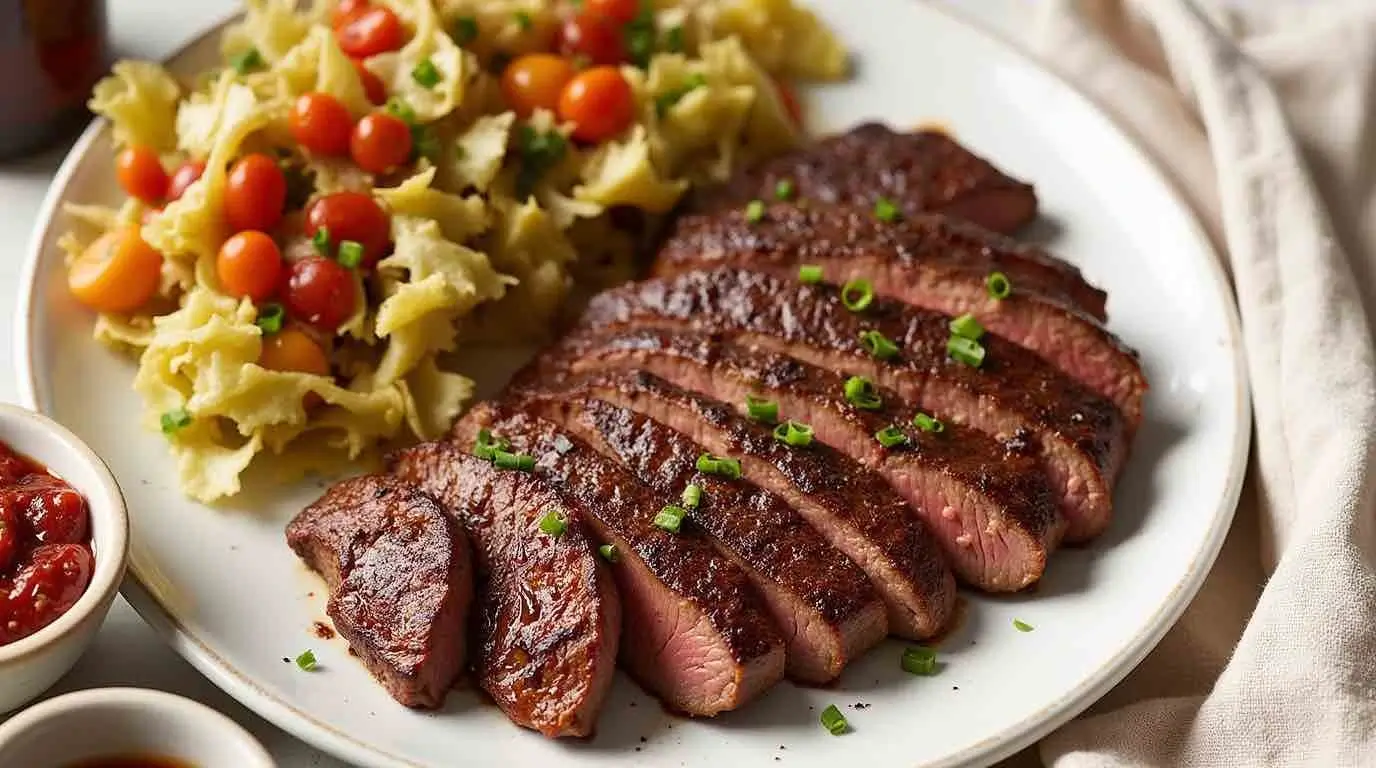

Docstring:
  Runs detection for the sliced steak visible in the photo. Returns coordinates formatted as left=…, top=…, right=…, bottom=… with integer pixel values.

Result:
left=386, top=447, right=618, bottom=737
left=508, top=388, right=889, bottom=682
left=287, top=475, right=471, bottom=709
left=654, top=205, right=1143, bottom=423
left=533, top=332, right=1060, bottom=591
left=577, top=268, right=1129, bottom=543
left=451, top=403, right=786, bottom=716
left=689, top=123, right=1038, bottom=234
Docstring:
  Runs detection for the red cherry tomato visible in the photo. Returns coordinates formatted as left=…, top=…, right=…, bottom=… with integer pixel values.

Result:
left=350, top=113, right=412, bottom=175
left=774, top=77, right=802, bottom=126
left=115, top=145, right=169, bottom=204
left=586, top=0, right=640, bottom=24
left=289, top=92, right=354, bottom=156
left=305, top=192, right=391, bottom=269
left=166, top=160, right=207, bottom=202
left=336, top=7, right=404, bottom=58
left=223, top=153, right=287, bottom=232
left=558, top=66, right=635, bottom=143
left=352, top=59, right=386, bottom=105
left=2, top=544, right=92, bottom=643
left=282, top=257, right=357, bottom=332
left=557, top=13, right=626, bottom=66
left=332, top=0, right=370, bottom=27
left=3, top=475, right=89, bottom=546
left=501, top=54, right=575, bottom=119
left=217, top=231, right=285, bottom=302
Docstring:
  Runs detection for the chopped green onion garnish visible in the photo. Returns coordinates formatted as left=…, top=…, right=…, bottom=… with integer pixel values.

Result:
left=843, top=376, right=882, bottom=410
left=624, top=6, right=658, bottom=68
left=820, top=704, right=848, bottom=735
left=473, top=429, right=511, bottom=460
left=744, top=199, right=765, bottom=223
left=229, top=47, right=264, bottom=75
left=772, top=420, right=814, bottom=448
left=874, top=196, right=899, bottom=222
left=901, top=646, right=938, bottom=675
left=874, top=425, right=908, bottom=448
left=295, top=650, right=318, bottom=671
left=337, top=240, right=364, bottom=268
left=493, top=450, right=536, bottom=471
left=986, top=271, right=1012, bottom=299
left=452, top=16, right=479, bottom=45
left=681, top=483, right=702, bottom=509
left=411, top=58, right=441, bottom=88
left=1013, top=618, right=1034, bottom=632
left=949, top=313, right=984, bottom=340
left=255, top=303, right=285, bottom=335
left=160, top=408, right=193, bottom=435
left=798, top=264, right=823, bottom=284
left=598, top=543, right=619, bottom=562
left=386, top=96, right=418, bottom=124
left=745, top=395, right=778, bottom=425
left=514, top=10, right=533, bottom=30
left=654, top=73, right=707, bottom=116
left=696, top=453, right=742, bottom=479
left=947, top=336, right=986, bottom=368
left=515, top=125, right=568, bottom=199
left=775, top=178, right=795, bottom=201
left=859, top=330, right=899, bottom=360
left=664, top=24, right=685, bottom=53
left=552, top=434, right=574, bottom=454
left=840, top=278, right=874, bottom=312
left=311, top=226, right=332, bottom=256
left=912, top=412, right=944, bottom=433
left=653, top=504, right=687, bottom=533
left=538, top=508, right=567, bottom=537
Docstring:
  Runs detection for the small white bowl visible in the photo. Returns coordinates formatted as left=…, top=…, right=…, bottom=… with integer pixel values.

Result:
left=0, top=403, right=128, bottom=713
left=0, top=687, right=277, bottom=766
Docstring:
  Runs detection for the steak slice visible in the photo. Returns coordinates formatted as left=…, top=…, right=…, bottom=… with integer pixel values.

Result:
left=577, top=268, right=1129, bottom=543
left=508, top=387, right=889, bottom=682
left=452, top=403, right=786, bottom=716
left=386, top=447, right=619, bottom=737
left=689, top=123, right=1038, bottom=234
left=654, top=205, right=1142, bottom=423
left=287, top=475, right=471, bottom=709
left=534, top=332, right=1060, bottom=591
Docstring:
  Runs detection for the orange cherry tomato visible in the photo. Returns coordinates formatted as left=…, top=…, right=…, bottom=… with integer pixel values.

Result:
left=115, top=145, right=168, bottom=204
left=282, top=257, right=357, bottom=332
left=500, top=54, right=575, bottom=118
left=166, top=160, right=206, bottom=202
left=774, top=77, right=802, bottom=126
left=336, top=7, right=404, bottom=58
left=216, top=231, right=284, bottom=302
left=67, top=227, right=164, bottom=313
left=558, top=66, right=635, bottom=143
left=259, top=327, right=331, bottom=376
left=586, top=0, right=640, bottom=24
left=305, top=191, right=391, bottom=269
left=557, top=13, right=626, bottom=66
left=351, top=59, right=386, bottom=105
left=349, top=113, right=412, bottom=175
left=224, top=153, right=287, bottom=233
left=331, top=0, right=370, bottom=27
left=289, top=92, right=354, bottom=157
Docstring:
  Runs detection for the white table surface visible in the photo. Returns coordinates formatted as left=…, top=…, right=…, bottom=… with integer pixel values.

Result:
left=0, top=2, right=1031, bottom=765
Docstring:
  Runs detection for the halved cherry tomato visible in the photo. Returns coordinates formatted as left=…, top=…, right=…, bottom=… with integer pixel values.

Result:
left=224, top=153, right=287, bottom=232
left=557, top=13, right=626, bottom=66
left=290, top=92, right=354, bottom=157
left=336, top=6, right=404, bottom=58
left=501, top=54, right=575, bottom=119
left=558, top=66, right=635, bottom=143
left=259, top=327, right=331, bottom=376
left=282, top=257, right=357, bottom=332
left=166, top=160, right=206, bottom=202
left=67, top=227, right=164, bottom=313
left=349, top=113, right=412, bottom=175
left=352, top=59, right=386, bottom=105
left=217, top=231, right=284, bottom=301
left=331, top=0, right=370, bottom=27
left=305, top=191, right=390, bottom=269
left=774, top=77, right=802, bottom=126
left=586, top=0, right=640, bottom=24
left=115, top=145, right=168, bottom=204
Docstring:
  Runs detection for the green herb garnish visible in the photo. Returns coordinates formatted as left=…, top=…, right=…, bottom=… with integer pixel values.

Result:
left=598, top=543, right=619, bottom=562
left=695, top=453, right=741, bottom=479
left=874, top=196, right=899, bottom=222
left=772, top=420, right=814, bottom=448
left=949, top=313, right=984, bottom=340
left=986, top=271, right=1012, bottom=299
left=1014, top=618, right=1034, bottom=632
left=947, top=336, right=986, bottom=368
left=912, top=412, right=944, bottom=433
left=295, top=650, right=318, bottom=671
left=774, top=178, right=795, bottom=201
left=874, top=425, right=908, bottom=448
left=681, top=483, right=702, bottom=509
left=840, top=278, right=874, bottom=312
left=160, top=408, right=193, bottom=435
left=745, top=395, right=778, bottom=425
left=820, top=704, right=848, bottom=735
left=337, top=240, right=364, bottom=268
left=901, top=646, right=938, bottom=675
left=515, top=124, right=568, bottom=199
left=452, top=16, right=479, bottom=45
left=843, top=376, right=882, bottom=410
left=255, top=303, right=285, bottom=335
left=798, top=264, right=823, bottom=284
left=654, top=73, right=707, bottom=116
left=859, top=329, right=899, bottom=360
left=538, top=508, right=567, bottom=537
left=411, top=58, right=441, bottom=88
left=229, top=47, right=264, bottom=75
left=653, top=504, right=687, bottom=533
left=744, top=199, right=766, bottom=223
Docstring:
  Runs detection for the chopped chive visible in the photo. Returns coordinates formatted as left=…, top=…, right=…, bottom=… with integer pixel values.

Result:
left=514, top=10, right=533, bottom=30
left=745, top=395, right=778, bottom=425
left=538, top=508, right=567, bottom=537
left=986, top=271, right=1012, bottom=299
left=873, top=196, right=899, bottom=222
left=681, top=483, right=702, bottom=509
left=820, top=704, right=848, bottom=735
left=947, top=336, right=986, bottom=368
left=744, top=199, right=765, bottom=223
left=311, top=226, right=332, bottom=256
left=949, top=313, right=984, bottom=340
left=452, top=16, right=479, bottom=45
left=859, top=329, right=899, bottom=360
left=411, top=58, right=441, bottom=88
left=874, top=425, right=908, bottom=448
left=654, top=73, right=707, bottom=116
left=385, top=96, right=418, bottom=124
left=229, top=47, right=264, bottom=75
left=337, top=240, right=364, bottom=268
left=772, top=420, right=814, bottom=448
left=493, top=450, right=536, bottom=471
left=663, top=24, right=685, bottom=53
left=473, top=429, right=509, bottom=460
left=901, top=646, right=938, bottom=675
left=295, top=650, right=318, bottom=671
left=552, top=434, right=574, bottom=454
left=1013, top=618, right=1034, bottom=632
left=598, top=543, right=619, bottom=562
left=798, top=264, right=823, bottom=284
left=774, top=178, right=795, bottom=201
left=160, top=408, right=193, bottom=435
left=653, top=504, right=687, bottom=533
left=843, top=376, right=882, bottom=410
left=912, top=412, right=944, bottom=433
left=696, top=453, right=742, bottom=479
left=624, top=5, right=658, bottom=68
left=840, top=278, right=874, bottom=312
left=255, top=303, right=285, bottom=335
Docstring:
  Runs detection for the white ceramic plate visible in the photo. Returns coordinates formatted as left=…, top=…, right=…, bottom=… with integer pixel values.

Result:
left=14, top=2, right=1249, bottom=766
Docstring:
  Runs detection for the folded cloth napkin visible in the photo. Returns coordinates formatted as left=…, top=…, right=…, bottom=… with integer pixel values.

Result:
left=1015, top=0, right=1376, bottom=765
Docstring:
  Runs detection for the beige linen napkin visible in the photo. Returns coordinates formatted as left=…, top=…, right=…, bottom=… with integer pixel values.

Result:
left=1013, top=0, right=1376, bottom=765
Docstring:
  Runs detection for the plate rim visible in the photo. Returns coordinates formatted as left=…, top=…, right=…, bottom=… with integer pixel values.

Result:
left=11, top=3, right=1253, bottom=767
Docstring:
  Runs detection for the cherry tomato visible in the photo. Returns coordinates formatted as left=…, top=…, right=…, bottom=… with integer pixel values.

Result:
left=350, top=113, right=412, bottom=175
left=586, top=0, right=640, bottom=24
left=67, top=227, right=164, bottom=314
left=501, top=54, right=575, bottom=118
left=336, top=7, right=404, bottom=58
left=115, top=145, right=168, bottom=204
left=305, top=192, right=391, bottom=269
left=352, top=58, right=386, bottom=105
left=290, top=92, right=354, bottom=157
left=558, top=66, right=635, bottom=143
left=224, top=153, right=287, bottom=233
left=166, top=160, right=206, bottom=202
left=1, top=544, right=92, bottom=644
left=217, top=231, right=284, bottom=302
left=557, top=13, right=626, bottom=66
left=0, top=504, right=17, bottom=573
left=774, top=77, right=802, bottom=126
left=282, top=257, right=357, bottom=332
left=331, top=0, right=370, bottom=27
left=259, top=328, right=331, bottom=376
left=2, top=475, right=88, bottom=547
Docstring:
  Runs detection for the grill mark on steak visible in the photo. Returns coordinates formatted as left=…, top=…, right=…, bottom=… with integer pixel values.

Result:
left=451, top=402, right=786, bottom=716
left=534, top=331, right=1060, bottom=591
left=508, top=388, right=889, bottom=682
left=577, top=268, right=1128, bottom=543
left=689, top=123, right=1038, bottom=235
left=287, top=475, right=471, bottom=709
left=654, top=206, right=1144, bottom=425
left=385, top=447, right=619, bottom=737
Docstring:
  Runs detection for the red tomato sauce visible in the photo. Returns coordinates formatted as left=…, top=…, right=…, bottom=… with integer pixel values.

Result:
left=0, top=441, right=94, bottom=646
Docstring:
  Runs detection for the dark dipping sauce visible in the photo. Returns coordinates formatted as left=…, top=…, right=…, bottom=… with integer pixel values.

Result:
left=0, top=440, right=94, bottom=645
left=67, top=757, right=195, bottom=768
